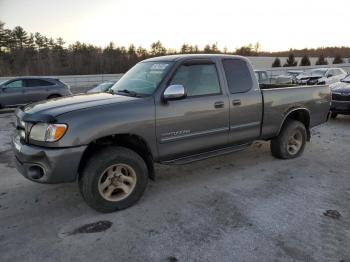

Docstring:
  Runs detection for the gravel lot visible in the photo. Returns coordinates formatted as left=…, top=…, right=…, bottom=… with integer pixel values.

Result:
left=0, top=109, right=349, bottom=262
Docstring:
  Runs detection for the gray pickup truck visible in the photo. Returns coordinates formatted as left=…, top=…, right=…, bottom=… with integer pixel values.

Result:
left=12, top=55, right=330, bottom=212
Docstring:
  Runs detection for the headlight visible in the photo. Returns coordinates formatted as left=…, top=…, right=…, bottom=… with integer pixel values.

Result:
left=29, top=123, right=67, bottom=142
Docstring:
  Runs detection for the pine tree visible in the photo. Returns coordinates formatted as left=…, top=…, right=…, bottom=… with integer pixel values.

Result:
left=284, top=53, right=298, bottom=67
left=12, top=26, right=28, bottom=49
left=0, top=21, right=7, bottom=51
left=300, top=55, right=311, bottom=66
left=333, top=55, right=343, bottom=64
left=180, top=44, right=190, bottom=54
left=150, top=41, right=166, bottom=56
left=203, top=44, right=211, bottom=53
left=272, top=58, right=281, bottom=67
left=315, top=54, right=328, bottom=65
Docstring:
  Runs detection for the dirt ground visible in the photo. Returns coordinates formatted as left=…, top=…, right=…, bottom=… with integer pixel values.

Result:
left=0, top=109, right=349, bottom=262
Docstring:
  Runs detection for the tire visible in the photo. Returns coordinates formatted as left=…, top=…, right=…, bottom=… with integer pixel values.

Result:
left=270, top=120, right=307, bottom=159
left=331, top=112, right=337, bottom=119
left=79, top=146, right=148, bottom=213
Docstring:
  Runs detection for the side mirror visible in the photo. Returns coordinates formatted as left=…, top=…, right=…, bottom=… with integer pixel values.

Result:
left=1, top=85, right=7, bottom=91
left=327, top=74, right=333, bottom=78
left=163, top=84, right=186, bottom=101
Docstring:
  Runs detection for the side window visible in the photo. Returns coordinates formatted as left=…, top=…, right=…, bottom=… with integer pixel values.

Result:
left=328, top=69, right=335, bottom=77
left=5, top=80, right=24, bottom=88
left=26, top=79, right=54, bottom=87
left=170, top=63, right=221, bottom=97
left=222, top=59, right=253, bottom=94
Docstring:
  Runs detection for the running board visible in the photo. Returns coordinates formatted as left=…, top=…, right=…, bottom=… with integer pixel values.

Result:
left=160, top=143, right=251, bottom=165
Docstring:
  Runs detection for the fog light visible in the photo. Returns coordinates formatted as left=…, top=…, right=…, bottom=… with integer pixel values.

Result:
left=28, top=166, right=44, bottom=180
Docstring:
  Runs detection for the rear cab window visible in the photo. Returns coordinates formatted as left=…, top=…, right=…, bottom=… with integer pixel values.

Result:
left=170, top=61, right=221, bottom=97
left=222, top=59, right=253, bottom=94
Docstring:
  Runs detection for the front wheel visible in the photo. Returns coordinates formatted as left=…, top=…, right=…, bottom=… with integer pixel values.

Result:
left=270, top=120, right=307, bottom=159
left=79, top=146, right=148, bottom=212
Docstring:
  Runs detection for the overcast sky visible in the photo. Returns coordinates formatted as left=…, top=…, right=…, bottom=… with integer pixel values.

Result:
left=0, top=0, right=349, bottom=52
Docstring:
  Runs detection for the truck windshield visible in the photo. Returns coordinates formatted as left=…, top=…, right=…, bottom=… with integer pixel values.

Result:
left=111, top=61, right=173, bottom=96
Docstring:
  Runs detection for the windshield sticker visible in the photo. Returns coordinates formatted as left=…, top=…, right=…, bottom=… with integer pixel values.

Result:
left=151, top=63, right=169, bottom=70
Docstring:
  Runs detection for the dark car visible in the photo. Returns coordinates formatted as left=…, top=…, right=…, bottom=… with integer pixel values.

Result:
left=0, top=77, right=72, bottom=109
left=330, top=74, right=350, bottom=118
left=87, top=81, right=115, bottom=94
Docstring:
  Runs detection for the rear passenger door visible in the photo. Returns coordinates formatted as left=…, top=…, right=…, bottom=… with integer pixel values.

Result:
left=156, top=59, right=230, bottom=160
left=24, top=79, right=54, bottom=103
left=221, top=59, right=263, bottom=144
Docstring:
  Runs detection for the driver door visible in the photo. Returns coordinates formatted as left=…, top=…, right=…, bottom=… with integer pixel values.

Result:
left=1, top=79, right=26, bottom=107
left=156, top=60, right=230, bottom=161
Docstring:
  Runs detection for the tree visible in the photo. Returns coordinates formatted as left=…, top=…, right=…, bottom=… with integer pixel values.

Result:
left=315, top=54, right=328, bottom=65
left=211, top=42, right=219, bottom=53
left=333, top=55, right=344, bottom=64
left=180, top=43, right=190, bottom=53
left=203, top=44, right=211, bottom=53
left=235, top=44, right=255, bottom=56
left=34, top=32, right=46, bottom=50
left=0, top=21, right=8, bottom=51
left=12, top=26, right=28, bottom=49
left=254, top=42, right=261, bottom=55
left=283, top=53, right=297, bottom=67
left=272, top=58, right=281, bottom=67
left=136, top=46, right=147, bottom=57
left=300, top=55, right=311, bottom=66
left=150, top=41, right=166, bottom=56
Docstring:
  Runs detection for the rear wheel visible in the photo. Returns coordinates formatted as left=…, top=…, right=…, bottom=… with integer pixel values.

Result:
left=79, top=146, right=148, bottom=212
left=331, top=112, right=338, bottom=119
left=271, top=120, right=307, bottom=159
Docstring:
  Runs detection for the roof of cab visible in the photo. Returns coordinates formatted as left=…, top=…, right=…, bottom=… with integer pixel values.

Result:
left=142, top=54, right=248, bottom=62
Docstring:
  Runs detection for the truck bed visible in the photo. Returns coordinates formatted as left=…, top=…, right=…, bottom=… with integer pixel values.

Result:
left=260, top=84, right=331, bottom=139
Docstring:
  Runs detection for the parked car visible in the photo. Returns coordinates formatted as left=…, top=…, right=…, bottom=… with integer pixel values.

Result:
left=330, top=74, right=350, bottom=118
left=286, top=70, right=304, bottom=84
left=12, top=55, right=330, bottom=212
left=0, top=77, right=72, bottom=109
left=261, top=70, right=301, bottom=85
left=87, top=81, right=115, bottom=94
left=296, top=68, right=347, bottom=85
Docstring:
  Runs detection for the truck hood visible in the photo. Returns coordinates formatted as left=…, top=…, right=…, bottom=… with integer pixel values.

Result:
left=331, top=81, right=350, bottom=93
left=22, top=93, right=139, bottom=117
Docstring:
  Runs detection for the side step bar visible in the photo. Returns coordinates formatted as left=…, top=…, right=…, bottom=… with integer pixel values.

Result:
left=160, top=143, right=251, bottom=165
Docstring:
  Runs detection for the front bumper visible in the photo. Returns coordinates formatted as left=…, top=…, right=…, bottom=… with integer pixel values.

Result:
left=12, top=135, right=87, bottom=184
left=331, top=100, right=350, bottom=114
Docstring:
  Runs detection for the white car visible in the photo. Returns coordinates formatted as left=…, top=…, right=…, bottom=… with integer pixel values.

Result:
left=296, top=68, right=347, bottom=85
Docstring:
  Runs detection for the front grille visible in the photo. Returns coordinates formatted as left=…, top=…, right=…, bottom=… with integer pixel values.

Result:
left=332, top=93, right=350, bottom=101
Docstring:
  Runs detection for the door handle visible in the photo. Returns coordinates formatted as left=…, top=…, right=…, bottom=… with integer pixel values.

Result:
left=214, top=101, right=225, bottom=108
left=232, top=99, right=241, bottom=106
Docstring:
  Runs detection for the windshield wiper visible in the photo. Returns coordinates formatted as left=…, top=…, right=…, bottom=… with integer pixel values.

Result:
left=116, top=89, right=138, bottom=97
